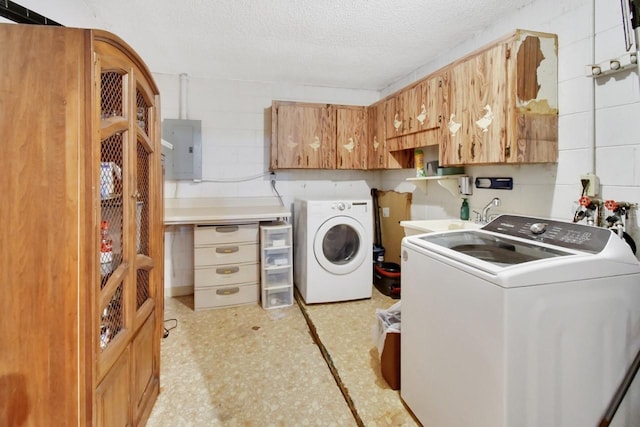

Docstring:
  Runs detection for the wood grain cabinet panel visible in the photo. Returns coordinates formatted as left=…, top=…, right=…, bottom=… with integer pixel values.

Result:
left=384, top=72, right=446, bottom=166
left=366, top=100, right=388, bottom=169
left=0, top=23, right=163, bottom=426
left=441, top=29, right=558, bottom=166
left=336, top=106, right=367, bottom=169
left=96, top=348, right=132, bottom=427
left=270, top=101, right=335, bottom=169
left=271, top=101, right=368, bottom=170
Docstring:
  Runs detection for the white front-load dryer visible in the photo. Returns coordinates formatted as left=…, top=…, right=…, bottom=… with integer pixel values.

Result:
left=294, top=198, right=373, bottom=304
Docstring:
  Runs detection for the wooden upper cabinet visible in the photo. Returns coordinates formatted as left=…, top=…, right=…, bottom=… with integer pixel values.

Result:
left=366, top=100, right=387, bottom=169
left=336, top=106, right=366, bottom=170
left=271, top=101, right=368, bottom=170
left=443, top=43, right=510, bottom=165
left=384, top=89, right=413, bottom=138
left=271, top=101, right=335, bottom=169
left=441, top=29, right=558, bottom=166
left=385, top=73, right=444, bottom=140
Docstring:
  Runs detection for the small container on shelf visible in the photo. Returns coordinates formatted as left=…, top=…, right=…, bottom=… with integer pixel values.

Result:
left=100, top=220, right=113, bottom=275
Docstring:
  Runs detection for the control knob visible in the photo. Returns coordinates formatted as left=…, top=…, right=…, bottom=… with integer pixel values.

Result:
left=336, top=202, right=346, bottom=211
left=530, top=222, right=547, bottom=235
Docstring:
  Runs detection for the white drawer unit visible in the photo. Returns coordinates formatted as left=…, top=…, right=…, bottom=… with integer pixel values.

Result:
left=194, top=223, right=259, bottom=310
left=260, top=222, right=293, bottom=309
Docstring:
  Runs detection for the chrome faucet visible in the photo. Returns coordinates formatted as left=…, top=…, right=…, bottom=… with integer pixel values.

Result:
left=478, top=197, right=500, bottom=223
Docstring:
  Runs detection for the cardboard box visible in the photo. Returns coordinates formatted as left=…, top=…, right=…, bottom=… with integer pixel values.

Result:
left=377, top=190, right=412, bottom=264
left=381, top=331, right=401, bottom=390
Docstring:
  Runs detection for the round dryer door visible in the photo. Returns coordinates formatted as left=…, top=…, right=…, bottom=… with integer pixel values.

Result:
left=313, top=215, right=368, bottom=275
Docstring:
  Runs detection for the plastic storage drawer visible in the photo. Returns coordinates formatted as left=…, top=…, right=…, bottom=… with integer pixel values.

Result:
left=194, top=243, right=258, bottom=266
left=194, top=223, right=258, bottom=245
left=194, top=262, right=259, bottom=287
left=194, top=283, right=259, bottom=310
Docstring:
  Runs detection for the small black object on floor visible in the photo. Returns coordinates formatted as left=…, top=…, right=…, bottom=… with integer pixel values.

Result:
left=373, top=262, right=401, bottom=299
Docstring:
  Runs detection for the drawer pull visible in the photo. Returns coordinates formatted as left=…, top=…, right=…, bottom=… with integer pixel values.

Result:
left=216, top=225, right=239, bottom=233
left=216, top=266, right=239, bottom=275
left=216, top=287, right=239, bottom=296
left=216, top=246, right=239, bottom=254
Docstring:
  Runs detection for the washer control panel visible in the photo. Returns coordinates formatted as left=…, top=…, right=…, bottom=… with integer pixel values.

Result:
left=483, top=215, right=612, bottom=253
left=332, top=202, right=349, bottom=211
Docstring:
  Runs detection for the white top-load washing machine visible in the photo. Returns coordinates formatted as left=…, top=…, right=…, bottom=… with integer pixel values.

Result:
left=294, top=198, right=372, bottom=304
left=401, top=214, right=640, bottom=427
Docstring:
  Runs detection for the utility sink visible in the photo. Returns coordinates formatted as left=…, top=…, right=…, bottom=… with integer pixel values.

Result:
left=400, top=219, right=482, bottom=236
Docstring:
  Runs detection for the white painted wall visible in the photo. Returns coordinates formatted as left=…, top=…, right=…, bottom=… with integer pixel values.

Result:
left=157, top=74, right=380, bottom=203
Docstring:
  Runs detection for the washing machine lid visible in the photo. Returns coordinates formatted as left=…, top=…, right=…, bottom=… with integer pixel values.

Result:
left=420, top=230, right=572, bottom=268
left=403, top=214, right=640, bottom=287
left=314, top=215, right=368, bottom=275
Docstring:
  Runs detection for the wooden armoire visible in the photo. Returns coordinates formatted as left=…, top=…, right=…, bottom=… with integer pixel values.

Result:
left=0, top=24, right=164, bottom=426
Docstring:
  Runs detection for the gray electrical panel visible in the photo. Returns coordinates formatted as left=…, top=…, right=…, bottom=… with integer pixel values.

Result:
left=162, top=119, right=202, bottom=180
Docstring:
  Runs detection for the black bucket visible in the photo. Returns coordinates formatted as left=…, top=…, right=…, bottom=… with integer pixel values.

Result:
left=373, top=262, right=401, bottom=299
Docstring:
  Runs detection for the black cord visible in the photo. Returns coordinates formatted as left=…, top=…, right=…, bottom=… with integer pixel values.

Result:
left=270, top=172, right=284, bottom=207
left=163, top=318, right=178, bottom=338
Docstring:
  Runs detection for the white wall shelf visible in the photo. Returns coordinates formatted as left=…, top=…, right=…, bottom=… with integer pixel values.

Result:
left=406, top=175, right=465, bottom=197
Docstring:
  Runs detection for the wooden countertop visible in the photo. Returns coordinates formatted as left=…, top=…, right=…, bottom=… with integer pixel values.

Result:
left=164, top=197, right=291, bottom=225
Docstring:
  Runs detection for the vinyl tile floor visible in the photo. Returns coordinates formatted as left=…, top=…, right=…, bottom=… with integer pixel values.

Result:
left=146, top=287, right=419, bottom=426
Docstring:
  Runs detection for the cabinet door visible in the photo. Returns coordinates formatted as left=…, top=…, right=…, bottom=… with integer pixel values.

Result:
left=132, top=76, right=160, bottom=327
left=96, top=347, right=132, bottom=427
left=384, top=96, right=401, bottom=139
left=442, top=43, right=509, bottom=165
left=98, top=58, right=133, bottom=376
left=336, top=106, right=366, bottom=169
left=397, top=88, right=412, bottom=135
left=133, top=313, right=157, bottom=425
left=404, top=84, right=420, bottom=134
left=366, top=100, right=386, bottom=169
left=95, top=38, right=162, bottom=426
left=417, top=74, right=443, bottom=132
left=272, top=102, right=335, bottom=169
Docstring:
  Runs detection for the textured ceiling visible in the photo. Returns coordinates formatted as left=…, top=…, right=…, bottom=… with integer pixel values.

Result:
left=17, top=0, right=537, bottom=90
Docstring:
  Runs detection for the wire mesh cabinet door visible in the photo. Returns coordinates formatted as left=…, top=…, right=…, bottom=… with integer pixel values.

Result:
left=94, top=31, right=163, bottom=427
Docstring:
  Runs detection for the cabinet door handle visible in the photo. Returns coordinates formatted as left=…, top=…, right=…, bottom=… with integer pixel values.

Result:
left=216, top=266, right=239, bottom=275
left=216, top=225, right=239, bottom=233
left=216, top=287, right=240, bottom=295
left=216, top=246, right=239, bottom=254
